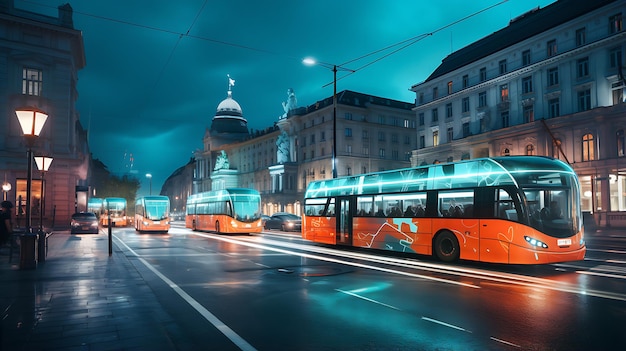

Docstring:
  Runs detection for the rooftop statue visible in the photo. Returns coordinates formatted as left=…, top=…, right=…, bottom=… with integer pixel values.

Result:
left=281, top=88, right=297, bottom=119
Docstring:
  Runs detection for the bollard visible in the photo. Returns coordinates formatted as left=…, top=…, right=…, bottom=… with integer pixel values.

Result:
left=37, top=229, right=46, bottom=263
left=19, top=232, right=37, bottom=270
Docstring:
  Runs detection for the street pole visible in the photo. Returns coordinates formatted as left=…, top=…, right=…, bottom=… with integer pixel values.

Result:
left=332, top=65, right=337, bottom=179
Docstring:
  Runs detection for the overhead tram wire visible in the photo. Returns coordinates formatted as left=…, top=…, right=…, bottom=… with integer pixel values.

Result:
left=23, top=0, right=509, bottom=77
left=324, top=0, right=510, bottom=87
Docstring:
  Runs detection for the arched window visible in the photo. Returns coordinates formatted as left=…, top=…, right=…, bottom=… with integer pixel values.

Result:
left=502, top=148, right=510, bottom=156
left=526, top=144, right=535, bottom=156
left=582, top=133, right=595, bottom=161
left=617, top=130, right=625, bottom=157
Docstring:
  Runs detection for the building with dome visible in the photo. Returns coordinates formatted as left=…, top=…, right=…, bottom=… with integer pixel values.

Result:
left=194, top=78, right=252, bottom=193
left=191, top=78, right=416, bottom=215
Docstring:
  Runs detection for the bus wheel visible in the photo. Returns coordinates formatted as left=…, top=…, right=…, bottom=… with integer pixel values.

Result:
left=434, top=231, right=460, bottom=262
left=215, top=221, right=220, bottom=234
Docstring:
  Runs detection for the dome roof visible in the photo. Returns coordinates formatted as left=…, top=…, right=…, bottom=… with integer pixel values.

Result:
left=210, top=90, right=249, bottom=138
left=216, top=91, right=243, bottom=117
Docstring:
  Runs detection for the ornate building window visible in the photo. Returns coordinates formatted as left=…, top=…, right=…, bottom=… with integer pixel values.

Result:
left=609, top=13, right=623, bottom=34
left=462, top=97, right=470, bottom=113
left=549, top=98, right=560, bottom=118
left=547, top=39, right=557, bottom=57
left=499, top=59, right=507, bottom=75
left=576, top=27, right=586, bottom=46
left=526, top=144, right=535, bottom=156
left=582, top=133, right=595, bottom=161
left=548, top=67, right=559, bottom=86
left=577, top=89, right=591, bottom=112
left=478, top=91, right=487, bottom=107
left=22, top=68, right=43, bottom=96
left=577, top=57, right=589, bottom=78
left=522, top=50, right=531, bottom=66
left=522, top=76, right=533, bottom=94
left=523, top=104, right=534, bottom=123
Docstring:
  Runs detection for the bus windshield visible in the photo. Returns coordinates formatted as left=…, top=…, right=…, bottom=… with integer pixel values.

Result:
left=520, top=174, right=580, bottom=238
left=144, top=199, right=169, bottom=220
left=231, top=193, right=261, bottom=222
left=496, top=157, right=582, bottom=238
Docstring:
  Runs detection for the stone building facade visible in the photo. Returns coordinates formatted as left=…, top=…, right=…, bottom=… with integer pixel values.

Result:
left=0, top=0, right=90, bottom=229
left=410, top=0, right=626, bottom=227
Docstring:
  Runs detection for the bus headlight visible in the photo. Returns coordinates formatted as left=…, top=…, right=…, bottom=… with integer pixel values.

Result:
left=524, top=236, right=548, bottom=249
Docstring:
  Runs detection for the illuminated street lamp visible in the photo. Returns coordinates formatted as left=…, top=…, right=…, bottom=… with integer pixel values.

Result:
left=146, top=173, right=152, bottom=195
left=34, top=156, right=53, bottom=230
left=2, top=182, right=10, bottom=201
left=303, top=57, right=354, bottom=178
left=15, top=108, right=48, bottom=233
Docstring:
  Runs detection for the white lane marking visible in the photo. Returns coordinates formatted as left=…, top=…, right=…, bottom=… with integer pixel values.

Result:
left=576, top=271, right=626, bottom=280
left=490, top=337, right=521, bottom=348
left=190, top=232, right=480, bottom=289
left=335, top=289, right=400, bottom=310
left=239, top=235, right=626, bottom=302
left=113, top=234, right=257, bottom=351
left=421, top=317, right=470, bottom=332
left=586, top=248, right=626, bottom=254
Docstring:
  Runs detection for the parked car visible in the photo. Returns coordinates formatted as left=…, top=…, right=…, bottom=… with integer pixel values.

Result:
left=70, top=212, right=100, bottom=234
left=261, top=214, right=271, bottom=227
left=264, top=213, right=302, bottom=232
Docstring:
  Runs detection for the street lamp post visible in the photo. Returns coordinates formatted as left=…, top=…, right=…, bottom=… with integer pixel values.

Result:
left=34, top=157, right=53, bottom=229
left=146, top=173, right=152, bottom=195
left=303, top=58, right=354, bottom=178
left=34, top=156, right=53, bottom=263
left=15, top=108, right=49, bottom=233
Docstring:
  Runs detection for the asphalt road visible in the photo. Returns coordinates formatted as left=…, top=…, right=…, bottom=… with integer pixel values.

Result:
left=112, top=224, right=626, bottom=350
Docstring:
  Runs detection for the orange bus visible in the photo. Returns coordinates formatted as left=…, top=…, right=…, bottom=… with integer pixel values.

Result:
left=101, top=197, right=128, bottom=227
left=135, top=196, right=170, bottom=233
left=185, top=188, right=263, bottom=234
left=303, top=156, right=586, bottom=265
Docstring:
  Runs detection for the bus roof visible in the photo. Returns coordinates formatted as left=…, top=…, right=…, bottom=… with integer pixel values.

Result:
left=187, top=188, right=260, bottom=204
left=304, top=156, right=577, bottom=198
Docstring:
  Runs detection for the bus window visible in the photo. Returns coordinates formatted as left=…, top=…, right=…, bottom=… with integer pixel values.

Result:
left=305, top=198, right=326, bottom=216
left=438, top=190, right=474, bottom=218
left=326, top=198, right=335, bottom=216
left=304, top=197, right=335, bottom=216
left=357, top=196, right=375, bottom=216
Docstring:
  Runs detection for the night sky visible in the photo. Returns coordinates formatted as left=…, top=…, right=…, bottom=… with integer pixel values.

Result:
left=17, top=0, right=556, bottom=195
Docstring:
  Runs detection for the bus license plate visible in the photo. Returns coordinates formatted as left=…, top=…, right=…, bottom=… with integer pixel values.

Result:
left=155, top=221, right=160, bottom=224
left=557, top=239, right=572, bottom=246
left=245, top=224, right=251, bottom=228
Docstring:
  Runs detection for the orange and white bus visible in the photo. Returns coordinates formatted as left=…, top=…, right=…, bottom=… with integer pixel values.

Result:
left=101, top=197, right=128, bottom=227
left=135, top=196, right=170, bottom=233
left=186, top=188, right=263, bottom=234
left=303, top=156, right=586, bottom=265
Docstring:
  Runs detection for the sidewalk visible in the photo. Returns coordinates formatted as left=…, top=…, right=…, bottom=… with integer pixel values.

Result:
left=0, top=231, right=185, bottom=351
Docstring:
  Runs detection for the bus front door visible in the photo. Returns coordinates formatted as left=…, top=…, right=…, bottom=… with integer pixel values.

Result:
left=336, top=197, right=353, bottom=246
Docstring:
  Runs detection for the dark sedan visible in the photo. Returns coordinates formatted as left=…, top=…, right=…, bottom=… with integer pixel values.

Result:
left=264, top=213, right=302, bottom=232
left=70, top=212, right=100, bottom=234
